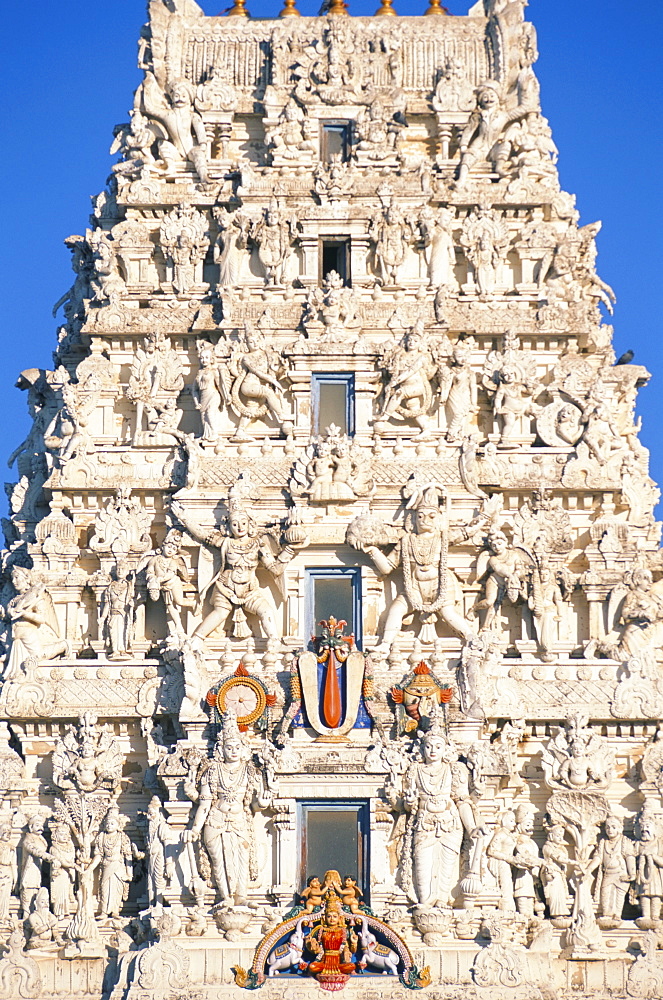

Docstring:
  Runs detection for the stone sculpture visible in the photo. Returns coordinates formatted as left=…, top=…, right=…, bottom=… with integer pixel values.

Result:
left=4, top=566, right=69, bottom=679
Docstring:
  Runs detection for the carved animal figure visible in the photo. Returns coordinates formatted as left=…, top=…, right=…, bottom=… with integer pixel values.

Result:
left=267, top=917, right=308, bottom=976
left=357, top=916, right=399, bottom=975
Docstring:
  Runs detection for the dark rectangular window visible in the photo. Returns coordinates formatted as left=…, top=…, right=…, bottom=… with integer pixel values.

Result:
left=298, top=801, right=370, bottom=897
left=311, top=373, right=355, bottom=436
left=320, top=121, right=350, bottom=163
left=320, top=238, right=351, bottom=286
left=305, top=567, right=361, bottom=648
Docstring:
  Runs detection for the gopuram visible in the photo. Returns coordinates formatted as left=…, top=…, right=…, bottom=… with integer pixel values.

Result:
left=1, top=1, right=661, bottom=998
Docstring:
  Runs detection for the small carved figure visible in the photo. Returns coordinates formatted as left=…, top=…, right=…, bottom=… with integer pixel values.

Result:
left=266, top=100, right=316, bottom=162
left=126, top=332, right=184, bottom=444
left=417, top=205, right=457, bottom=290
left=250, top=201, right=298, bottom=286
left=459, top=205, right=510, bottom=298
left=290, top=425, right=374, bottom=502
left=592, top=816, right=635, bottom=929
left=302, top=271, right=359, bottom=343
left=376, top=320, right=438, bottom=438
left=213, top=207, right=251, bottom=288
left=145, top=796, right=175, bottom=907
left=340, top=875, right=363, bottom=914
left=160, top=204, right=209, bottom=295
left=439, top=339, right=478, bottom=443
left=512, top=804, right=542, bottom=918
left=92, top=806, right=139, bottom=919
left=528, top=559, right=567, bottom=662
left=26, top=888, right=64, bottom=952
left=145, top=528, right=198, bottom=637
left=301, top=875, right=324, bottom=913
left=634, top=806, right=663, bottom=929
left=52, top=712, right=124, bottom=796
left=0, top=821, right=17, bottom=921
left=20, top=813, right=55, bottom=916
left=352, top=479, right=475, bottom=649
left=542, top=715, right=614, bottom=793
left=540, top=825, right=572, bottom=925
left=100, top=561, right=134, bottom=660
left=50, top=821, right=78, bottom=920
left=473, top=529, right=532, bottom=632
left=356, top=98, right=406, bottom=162
left=4, top=565, right=69, bottom=680
left=456, top=81, right=531, bottom=184
left=486, top=809, right=517, bottom=911
left=223, top=323, right=290, bottom=439
left=369, top=199, right=414, bottom=285
left=184, top=710, right=272, bottom=905
left=139, top=72, right=209, bottom=183
left=171, top=477, right=304, bottom=642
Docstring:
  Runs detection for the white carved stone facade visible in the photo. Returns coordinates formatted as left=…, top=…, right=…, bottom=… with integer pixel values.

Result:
left=1, top=2, right=661, bottom=999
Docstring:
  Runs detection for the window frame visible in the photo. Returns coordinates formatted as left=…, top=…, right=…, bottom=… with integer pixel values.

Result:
left=320, top=120, right=350, bottom=163
left=311, top=372, right=355, bottom=437
left=305, top=566, right=362, bottom=650
left=319, top=236, right=352, bottom=286
left=297, top=799, right=370, bottom=899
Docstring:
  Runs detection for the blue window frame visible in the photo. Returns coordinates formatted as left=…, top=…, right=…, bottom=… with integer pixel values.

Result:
left=305, top=567, right=362, bottom=649
left=311, top=373, right=355, bottom=437
left=298, top=800, right=370, bottom=898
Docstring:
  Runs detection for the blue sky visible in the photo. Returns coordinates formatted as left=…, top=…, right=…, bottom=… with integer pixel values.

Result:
left=0, top=0, right=661, bottom=515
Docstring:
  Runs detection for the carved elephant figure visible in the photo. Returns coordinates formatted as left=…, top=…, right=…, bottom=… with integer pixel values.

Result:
left=357, top=916, right=400, bottom=975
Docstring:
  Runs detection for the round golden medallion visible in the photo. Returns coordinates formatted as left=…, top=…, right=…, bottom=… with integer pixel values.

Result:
left=216, top=675, right=267, bottom=726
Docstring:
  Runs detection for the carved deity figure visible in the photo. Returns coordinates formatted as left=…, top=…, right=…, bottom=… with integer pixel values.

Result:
left=482, top=332, right=542, bottom=446
left=192, top=342, right=224, bottom=442
left=302, top=271, right=359, bottom=343
left=87, top=230, right=126, bottom=309
left=110, top=109, right=158, bottom=180
left=266, top=100, right=316, bottom=162
left=528, top=559, right=567, bottom=662
left=20, top=813, right=55, bottom=916
left=126, top=332, right=184, bottom=444
left=417, top=205, right=457, bottom=290
left=213, top=207, right=251, bottom=288
left=634, top=806, right=663, bottom=930
left=171, top=476, right=305, bottom=642
left=456, top=81, right=531, bottom=184
left=145, top=796, right=175, bottom=907
left=290, top=425, right=374, bottom=502
left=369, top=199, right=414, bottom=286
left=542, top=715, right=614, bottom=794
left=376, top=320, right=438, bottom=438
left=541, top=824, right=572, bottom=925
left=250, top=201, right=298, bottom=286
left=184, top=710, right=271, bottom=905
left=159, top=204, right=209, bottom=295
left=49, top=822, right=77, bottom=919
left=223, top=324, right=290, bottom=439
left=26, top=888, right=63, bottom=952
left=592, top=816, right=635, bottom=929
left=512, top=804, right=542, bottom=918
left=486, top=809, right=517, bottom=911
left=91, top=806, right=138, bottom=919
left=546, top=221, right=616, bottom=314
left=0, top=821, right=17, bottom=921
left=596, top=568, right=663, bottom=661
left=52, top=712, right=124, bottom=796
left=401, top=718, right=481, bottom=908
left=99, top=561, right=134, bottom=660
left=145, top=528, right=198, bottom=637
left=304, top=891, right=358, bottom=980
left=459, top=205, right=510, bottom=298
left=89, top=487, right=152, bottom=559
left=138, top=72, right=209, bottom=183
left=350, top=479, right=475, bottom=649
left=439, top=339, right=478, bottom=443
left=4, top=565, right=69, bottom=680
left=356, top=98, right=406, bottom=161
left=473, top=529, right=532, bottom=632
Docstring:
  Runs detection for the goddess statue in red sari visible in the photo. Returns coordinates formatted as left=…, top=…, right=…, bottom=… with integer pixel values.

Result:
left=304, top=891, right=358, bottom=988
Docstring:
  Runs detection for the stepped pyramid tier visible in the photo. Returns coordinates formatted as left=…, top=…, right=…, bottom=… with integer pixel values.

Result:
left=1, top=1, right=661, bottom=998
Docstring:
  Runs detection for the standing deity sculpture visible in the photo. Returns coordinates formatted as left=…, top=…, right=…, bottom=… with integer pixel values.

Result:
left=221, top=323, right=291, bottom=440
left=87, top=230, right=126, bottom=310
left=145, top=528, right=198, bottom=638
left=290, top=425, right=374, bottom=502
left=144, top=796, right=175, bottom=907
left=159, top=204, right=209, bottom=295
left=417, top=205, right=457, bottom=290
left=20, top=812, right=56, bottom=916
left=302, top=271, right=359, bottom=343
left=99, top=561, right=135, bottom=660
left=472, top=528, right=533, bottom=633
left=184, top=709, right=273, bottom=906
left=192, top=341, right=224, bottom=443
left=438, top=338, right=478, bottom=443
left=540, top=824, right=572, bottom=926
left=49, top=821, right=78, bottom=920
left=634, top=806, right=663, bottom=929
left=369, top=198, right=415, bottom=286
left=482, top=331, right=543, bottom=447
left=399, top=713, right=482, bottom=909
left=250, top=201, right=298, bottom=286
left=459, top=205, right=510, bottom=298
left=126, top=331, right=184, bottom=444
left=486, top=809, right=517, bottom=911
left=512, top=804, right=542, bottom=918
left=137, top=72, right=209, bottom=184
left=0, top=819, right=17, bottom=921
left=545, top=221, right=616, bottom=314
left=171, top=475, right=306, bottom=642
left=91, top=805, right=139, bottom=919
left=592, top=816, right=635, bottom=929
left=213, top=207, right=251, bottom=288
left=347, top=477, right=476, bottom=649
